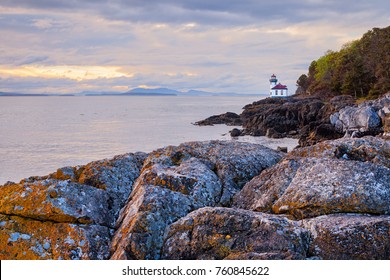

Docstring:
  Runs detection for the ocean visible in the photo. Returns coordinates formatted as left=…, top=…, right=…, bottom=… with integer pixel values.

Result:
left=0, top=96, right=298, bottom=184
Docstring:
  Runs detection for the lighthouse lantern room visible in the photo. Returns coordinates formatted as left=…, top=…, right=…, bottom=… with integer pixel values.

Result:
left=269, top=74, right=288, bottom=97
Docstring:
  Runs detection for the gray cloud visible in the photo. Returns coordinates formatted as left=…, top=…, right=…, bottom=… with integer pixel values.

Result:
left=15, top=55, right=49, bottom=66
left=1, top=0, right=388, bottom=25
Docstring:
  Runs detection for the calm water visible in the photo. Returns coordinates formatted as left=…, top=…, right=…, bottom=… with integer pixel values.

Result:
left=0, top=96, right=297, bottom=184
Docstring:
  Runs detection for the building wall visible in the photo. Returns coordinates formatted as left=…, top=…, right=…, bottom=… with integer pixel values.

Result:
left=270, top=88, right=288, bottom=97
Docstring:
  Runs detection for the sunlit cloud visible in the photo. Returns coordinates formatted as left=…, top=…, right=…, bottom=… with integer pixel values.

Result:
left=0, top=65, right=133, bottom=81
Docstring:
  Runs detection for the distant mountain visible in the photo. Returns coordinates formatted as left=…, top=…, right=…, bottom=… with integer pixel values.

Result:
left=0, top=88, right=258, bottom=97
left=124, top=88, right=257, bottom=97
left=125, top=88, right=179, bottom=95
left=0, top=92, right=49, bottom=96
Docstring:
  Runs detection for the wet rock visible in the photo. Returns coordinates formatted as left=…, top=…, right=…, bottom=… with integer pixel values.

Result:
left=161, top=207, right=310, bottom=260
left=303, top=214, right=390, bottom=259
left=110, top=141, right=283, bottom=260
left=230, top=128, right=241, bottom=137
left=233, top=137, right=390, bottom=219
left=276, top=146, right=288, bottom=153
left=194, top=112, right=242, bottom=126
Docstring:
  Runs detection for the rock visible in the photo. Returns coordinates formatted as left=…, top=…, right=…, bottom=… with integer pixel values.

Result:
left=0, top=152, right=146, bottom=260
left=276, top=146, right=288, bottom=153
left=330, top=94, right=389, bottom=137
left=298, top=123, right=343, bottom=147
left=303, top=214, right=390, bottom=259
left=195, top=94, right=360, bottom=146
left=240, top=95, right=355, bottom=146
left=0, top=180, right=113, bottom=226
left=161, top=207, right=310, bottom=260
left=290, top=136, right=390, bottom=168
left=383, top=113, right=390, bottom=138
left=110, top=141, right=283, bottom=260
left=76, top=152, right=147, bottom=219
left=195, top=112, right=242, bottom=126
left=334, top=106, right=381, bottom=133
left=233, top=137, right=390, bottom=219
left=0, top=214, right=111, bottom=260
left=266, top=128, right=285, bottom=138
left=230, top=128, right=241, bottom=137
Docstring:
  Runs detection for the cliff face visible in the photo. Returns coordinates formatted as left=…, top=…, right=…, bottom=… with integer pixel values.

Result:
left=0, top=138, right=389, bottom=260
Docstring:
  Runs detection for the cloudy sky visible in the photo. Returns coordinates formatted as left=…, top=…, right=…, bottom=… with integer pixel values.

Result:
left=0, top=0, right=389, bottom=94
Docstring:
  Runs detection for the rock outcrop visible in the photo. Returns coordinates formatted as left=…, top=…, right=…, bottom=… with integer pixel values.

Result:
left=1, top=137, right=389, bottom=260
left=195, top=95, right=357, bottom=146
left=234, top=137, right=390, bottom=218
left=0, top=152, right=147, bottom=259
left=230, top=136, right=390, bottom=259
left=194, top=112, right=242, bottom=126
left=109, top=141, right=283, bottom=260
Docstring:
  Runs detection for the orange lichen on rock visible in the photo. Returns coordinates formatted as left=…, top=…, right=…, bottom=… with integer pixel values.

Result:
left=0, top=214, right=111, bottom=260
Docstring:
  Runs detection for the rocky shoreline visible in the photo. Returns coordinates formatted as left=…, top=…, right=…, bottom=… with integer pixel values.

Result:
left=195, top=93, right=390, bottom=147
left=1, top=93, right=389, bottom=260
left=0, top=134, right=389, bottom=259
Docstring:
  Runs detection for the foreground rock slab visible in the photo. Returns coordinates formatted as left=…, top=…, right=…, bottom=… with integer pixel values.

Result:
left=109, top=141, right=283, bottom=260
left=0, top=214, right=111, bottom=260
left=0, top=152, right=146, bottom=260
left=161, top=207, right=310, bottom=260
left=233, top=137, right=390, bottom=219
left=303, top=214, right=390, bottom=260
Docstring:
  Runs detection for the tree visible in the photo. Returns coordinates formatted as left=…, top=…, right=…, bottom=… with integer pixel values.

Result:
left=296, top=26, right=390, bottom=99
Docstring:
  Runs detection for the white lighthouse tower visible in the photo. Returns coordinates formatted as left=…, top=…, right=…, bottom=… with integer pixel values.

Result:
left=269, top=74, right=288, bottom=97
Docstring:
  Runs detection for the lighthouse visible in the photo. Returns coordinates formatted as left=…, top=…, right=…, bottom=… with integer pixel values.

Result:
left=269, top=74, right=288, bottom=97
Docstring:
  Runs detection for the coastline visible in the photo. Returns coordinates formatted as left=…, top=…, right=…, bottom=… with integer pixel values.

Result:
left=0, top=93, right=389, bottom=260
left=0, top=135, right=389, bottom=260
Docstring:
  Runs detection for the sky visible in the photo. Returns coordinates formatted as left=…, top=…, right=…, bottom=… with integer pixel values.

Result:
left=0, top=0, right=389, bottom=95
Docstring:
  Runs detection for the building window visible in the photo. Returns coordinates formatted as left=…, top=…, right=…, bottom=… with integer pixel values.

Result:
left=275, top=90, right=278, bottom=95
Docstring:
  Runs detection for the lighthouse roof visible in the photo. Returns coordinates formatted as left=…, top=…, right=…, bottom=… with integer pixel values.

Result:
left=272, top=83, right=288, bottom=90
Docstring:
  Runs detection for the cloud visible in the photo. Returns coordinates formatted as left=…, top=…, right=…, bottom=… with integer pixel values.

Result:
left=0, top=65, right=133, bottom=81
left=0, top=0, right=389, bottom=94
left=15, top=55, right=49, bottom=66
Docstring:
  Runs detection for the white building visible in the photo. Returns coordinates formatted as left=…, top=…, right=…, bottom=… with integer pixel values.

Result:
left=269, top=74, right=288, bottom=97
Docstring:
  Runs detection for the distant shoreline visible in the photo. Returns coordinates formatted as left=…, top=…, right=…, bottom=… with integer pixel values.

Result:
left=0, top=93, right=261, bottom=97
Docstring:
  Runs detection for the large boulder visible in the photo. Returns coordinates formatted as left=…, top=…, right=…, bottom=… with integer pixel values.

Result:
left=109, top=141, right=283, bottom=260
left=161, top=207, right=310, bottom=260
left=330, top=94, right=389, bottom=137
left=233, top=137, right=390, bottom=219
left=289, top=136, right=390, bottom=168
left=0, top=152, right=146, bottom=259
left=303, top=214, right=390, bottom=260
